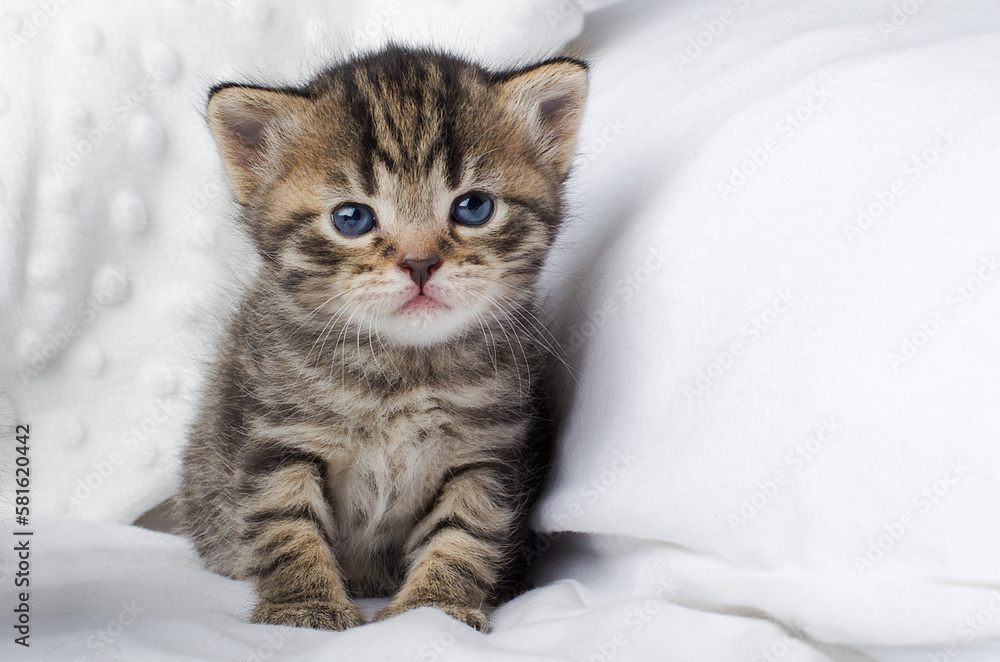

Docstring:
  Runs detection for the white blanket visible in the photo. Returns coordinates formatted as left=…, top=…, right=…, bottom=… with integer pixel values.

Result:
left=3, top=0, right=1000, bottom=660
left=15, top=516, right=850, bottom=662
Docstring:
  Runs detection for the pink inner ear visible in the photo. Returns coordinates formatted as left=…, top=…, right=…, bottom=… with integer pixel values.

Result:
left=222, top=112, right=271, bottom=169
left=228, top=116, right=268, bottom=146
left=538, top=96, right=570, bottom=130
left=535, top=93, right=580, bottom=150
left=539, top=98, right=574, bottom=147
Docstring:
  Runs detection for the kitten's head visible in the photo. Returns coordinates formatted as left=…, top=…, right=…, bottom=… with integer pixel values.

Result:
left=207, top=47, right=587, bottom=347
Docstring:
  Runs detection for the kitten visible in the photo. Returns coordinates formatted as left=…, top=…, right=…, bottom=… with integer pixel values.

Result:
left=177, top=46, right=587, bottom=632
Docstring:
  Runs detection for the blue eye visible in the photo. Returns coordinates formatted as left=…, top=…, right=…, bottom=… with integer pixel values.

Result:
left=332, top=203, right=376, bottom=236
left=451, top=192, right=494, bottom=226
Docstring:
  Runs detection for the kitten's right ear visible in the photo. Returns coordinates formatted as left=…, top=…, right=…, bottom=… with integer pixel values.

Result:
left=206, top=85, right=310, bottom=205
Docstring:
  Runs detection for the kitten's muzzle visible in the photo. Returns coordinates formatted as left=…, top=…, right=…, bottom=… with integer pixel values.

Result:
left=398, top=256, right=442, bottom=290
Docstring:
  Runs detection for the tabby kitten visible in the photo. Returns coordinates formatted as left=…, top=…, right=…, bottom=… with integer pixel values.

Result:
left=177, top=46, right=587, bottom=632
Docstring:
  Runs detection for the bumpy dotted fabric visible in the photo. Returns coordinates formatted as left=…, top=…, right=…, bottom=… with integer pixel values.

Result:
left=0, top=0, right=585, bottom=524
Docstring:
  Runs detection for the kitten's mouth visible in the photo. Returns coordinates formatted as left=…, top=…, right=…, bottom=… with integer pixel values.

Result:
left=377, top=290, right=468, bottom=344
left=397, top=293, right=447, bottom=315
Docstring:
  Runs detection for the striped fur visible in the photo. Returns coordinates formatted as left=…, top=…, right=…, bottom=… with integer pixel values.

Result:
left=177, top=47, right=587, bottom=632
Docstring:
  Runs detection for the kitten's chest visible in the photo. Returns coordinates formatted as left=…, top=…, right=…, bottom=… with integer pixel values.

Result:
left=316, top=388, right=476, bottom=590
left=319, top=386, right=477, bottom=534
left=266, top=346, right=526, bottom=590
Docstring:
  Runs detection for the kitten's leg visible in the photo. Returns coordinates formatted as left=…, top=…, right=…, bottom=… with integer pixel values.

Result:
left=375, top=462, right=518, bottom=632
left=238, top=446, right=364, bottom=630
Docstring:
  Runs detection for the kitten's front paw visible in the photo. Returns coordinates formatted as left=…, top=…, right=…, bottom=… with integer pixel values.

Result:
left=252, top=597, right=366, bottom=631
left=375, top=601, right=490, bottom=632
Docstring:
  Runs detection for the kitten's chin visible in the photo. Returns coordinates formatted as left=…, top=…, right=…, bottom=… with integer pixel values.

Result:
left=375, top=296, right=474, bottom=347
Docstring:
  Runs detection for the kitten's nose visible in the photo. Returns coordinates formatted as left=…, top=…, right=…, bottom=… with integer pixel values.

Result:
left=398, top=256, right=442, bottom=290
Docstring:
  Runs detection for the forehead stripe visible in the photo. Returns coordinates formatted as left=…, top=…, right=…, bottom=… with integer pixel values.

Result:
left=345, top=70, right=383, bottom=196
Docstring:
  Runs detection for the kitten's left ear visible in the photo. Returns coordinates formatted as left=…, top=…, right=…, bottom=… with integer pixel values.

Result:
left=499, top=59, right=589, bottom=179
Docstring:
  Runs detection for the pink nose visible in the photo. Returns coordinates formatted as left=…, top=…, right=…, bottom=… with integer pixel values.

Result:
left=398, top=256, right=442, bottom=290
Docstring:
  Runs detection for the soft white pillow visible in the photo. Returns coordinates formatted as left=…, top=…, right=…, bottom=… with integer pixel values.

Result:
left=534, top=0, right=1000, bottom=646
